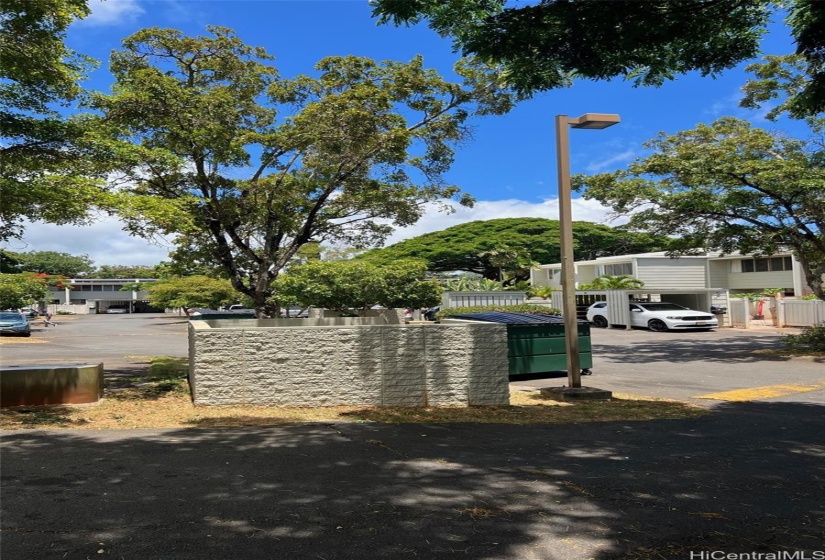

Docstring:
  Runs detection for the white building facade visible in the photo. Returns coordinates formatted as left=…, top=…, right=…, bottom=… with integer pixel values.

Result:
left=47, top=278, right=159, bottom=313
left=531, top=251, right=812, bottom=297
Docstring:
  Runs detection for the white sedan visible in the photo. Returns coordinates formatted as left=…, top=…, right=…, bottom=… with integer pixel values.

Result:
left=586, top=301, right=718, bottom=332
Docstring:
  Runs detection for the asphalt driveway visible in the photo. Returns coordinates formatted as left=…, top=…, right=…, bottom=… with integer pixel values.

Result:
left=511, top=326, right=825, bottom=406
left=2, top=314, right=822, bottom=405
left=2, top=316, right=824, bottom=559
left=3, top=403, right=824, bottom=559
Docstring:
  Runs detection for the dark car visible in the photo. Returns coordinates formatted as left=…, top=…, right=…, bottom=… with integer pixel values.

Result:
left=0, top=312, right=32, bottom=337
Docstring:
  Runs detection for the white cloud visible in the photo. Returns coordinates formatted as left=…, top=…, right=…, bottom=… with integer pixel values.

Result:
left=3, top=217, right=173, bottom=267
left=79, top=0, right=144, bottom=26
left=3, top=197, right=625, bottom=267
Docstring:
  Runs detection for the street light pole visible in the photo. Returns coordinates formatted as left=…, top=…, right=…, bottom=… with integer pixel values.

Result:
left=555, top=113, right=620, bottom=389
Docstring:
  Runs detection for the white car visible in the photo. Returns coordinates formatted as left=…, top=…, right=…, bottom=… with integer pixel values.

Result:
left=586, top=301, right=718, bottom=332
left=105, top=306, right=129, bottom=314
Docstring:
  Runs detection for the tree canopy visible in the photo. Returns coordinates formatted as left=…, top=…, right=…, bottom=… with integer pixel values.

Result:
left=0, top=273, right=49, bottom=309
left=144, top=276, right=239, bottom=312
left=11, top=250, right=95, bottom=277
left=359, top=218, right=668, bottom=282
left=0, top=0, right=108, bottom=240
left=372, top=0, right=825, bottom=117
left=272, top=259, right=441, bottom=314
left=89, top=26, right=513, bottom=317
left=89, top=265, right=161, bottom=279
left=575, top=117, right=825, bottom=299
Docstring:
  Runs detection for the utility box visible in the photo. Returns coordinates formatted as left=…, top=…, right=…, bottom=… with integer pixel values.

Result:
left=444, top=312, right=593, bottom=376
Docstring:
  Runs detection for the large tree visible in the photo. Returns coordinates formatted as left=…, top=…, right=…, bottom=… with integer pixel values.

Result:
left=575, top=117, right=825, bottom=299
left=15, top=250, right=94, bottom=277
left=144, top=276, right=239, bottom=314
left=89, top=26, right=513, bottom=317
left=272, top=259, right=441, bottom=315
left=359, top=218, right=668, bottom=282
left=372, top=0, right=825, bottom=117
left=91, top=265, right=161, bottom=279
left=0, top=273, right=49, bottom=309
left=0, top=0, right=107, bottom=240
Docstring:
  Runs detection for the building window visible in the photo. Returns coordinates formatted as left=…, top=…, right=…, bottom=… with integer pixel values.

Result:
left=603, top=263, right=632, bottom=276
left=740, top=256, right=793, bottom=273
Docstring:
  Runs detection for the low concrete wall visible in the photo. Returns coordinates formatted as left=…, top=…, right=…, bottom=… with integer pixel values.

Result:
left=1, top=363, right=104, bottom=407
left=188, top=320, right=509, bottom=407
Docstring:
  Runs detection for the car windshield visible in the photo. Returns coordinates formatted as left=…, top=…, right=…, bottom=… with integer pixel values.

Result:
left=638, top=303, right=689, bottom=311
left=0, top=313, right=23, bottom=320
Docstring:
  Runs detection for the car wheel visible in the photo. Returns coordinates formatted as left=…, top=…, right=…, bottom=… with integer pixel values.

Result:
left=592, top=315, right=608, bottom=328
left=647, top=319, right=668, bottom=332
left=22, top=332, right=31, bottom=337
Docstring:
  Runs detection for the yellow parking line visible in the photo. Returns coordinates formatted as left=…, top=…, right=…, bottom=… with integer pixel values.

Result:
left=695, top=380, right=825, bottom=401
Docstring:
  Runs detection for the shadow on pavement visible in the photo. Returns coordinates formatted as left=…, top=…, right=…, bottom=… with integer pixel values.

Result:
left=2, top=400, right=823, bottom=560
left=592, top=333, right=792, bottom=364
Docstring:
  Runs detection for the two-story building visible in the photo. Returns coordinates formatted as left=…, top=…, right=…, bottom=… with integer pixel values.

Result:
left=532, top=251, right=812, bottom=298
left=48, top=278, right=160, bottom=313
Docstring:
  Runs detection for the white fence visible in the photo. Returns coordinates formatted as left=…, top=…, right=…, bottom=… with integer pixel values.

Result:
left=729, top=297, right=824, bottom=328
left=441, top=291, right=527, bottom=309
left=47, top=304, right=90, bottom=315
left=778, top=299, right=825, bottom=327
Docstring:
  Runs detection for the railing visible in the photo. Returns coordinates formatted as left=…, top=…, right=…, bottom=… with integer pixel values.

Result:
left=441, top=291, right=527, bottom=309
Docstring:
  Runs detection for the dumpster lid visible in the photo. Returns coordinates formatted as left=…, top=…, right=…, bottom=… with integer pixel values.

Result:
left=447, top=311, right=584, bottom=324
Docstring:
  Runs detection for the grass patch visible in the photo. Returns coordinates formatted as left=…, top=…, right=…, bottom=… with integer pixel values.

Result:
left=0, top=391, right=706, bottom=431
left=0, top=357, right=706, bottom=431
left=116, top=355, right=190, bottom=397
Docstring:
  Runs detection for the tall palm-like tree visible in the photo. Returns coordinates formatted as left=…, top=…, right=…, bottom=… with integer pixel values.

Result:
left=579, top=275, right=645, bottom=290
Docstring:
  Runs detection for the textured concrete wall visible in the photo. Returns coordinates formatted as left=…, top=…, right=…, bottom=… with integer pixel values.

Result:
left=189, top=321, right=509, bottom=407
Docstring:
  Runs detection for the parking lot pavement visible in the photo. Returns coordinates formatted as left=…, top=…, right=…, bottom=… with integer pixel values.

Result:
left=0, top=313, right=188, bottom=368
left=2, top=314, right=822, bottom=405
left=510, top=326, right=825, bottom=405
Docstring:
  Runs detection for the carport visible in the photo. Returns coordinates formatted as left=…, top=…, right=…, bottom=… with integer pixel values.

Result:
left=551, top=289, right=729, bottom=329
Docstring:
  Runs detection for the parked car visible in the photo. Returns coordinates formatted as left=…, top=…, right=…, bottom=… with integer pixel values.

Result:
left=19, top=308, right=38, bottom=319
left=586, top=301, right=718, bottom=332
left=105, top=305, right=129, bottom=314
left=225, top=304, right=256, bottom=314
left=0, top=312, right=32, bottom=337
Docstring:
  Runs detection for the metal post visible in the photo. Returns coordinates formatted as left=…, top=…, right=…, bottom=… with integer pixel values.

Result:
left=555, top=115, right=582, bottom=388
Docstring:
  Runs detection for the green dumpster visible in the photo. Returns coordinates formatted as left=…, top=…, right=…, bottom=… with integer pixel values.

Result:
left=446, top=312, right=593, bottom=377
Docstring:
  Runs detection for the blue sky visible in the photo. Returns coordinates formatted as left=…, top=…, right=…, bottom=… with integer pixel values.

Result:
left=6, top=0, right=812, bottom=266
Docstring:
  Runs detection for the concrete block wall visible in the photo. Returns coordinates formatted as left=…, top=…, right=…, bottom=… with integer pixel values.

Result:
left=188, top=321, right=509, bottom=407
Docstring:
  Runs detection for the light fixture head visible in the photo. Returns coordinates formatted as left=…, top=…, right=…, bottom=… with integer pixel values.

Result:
left=569, top=113, right=620, bottom=129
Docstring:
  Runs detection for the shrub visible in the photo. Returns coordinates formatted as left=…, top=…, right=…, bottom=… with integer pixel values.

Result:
left=527, top=285, right=555, bottom=299
left=782, top=322, right=825, bottom=354
left=437, top=304, right=561, bottom=319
